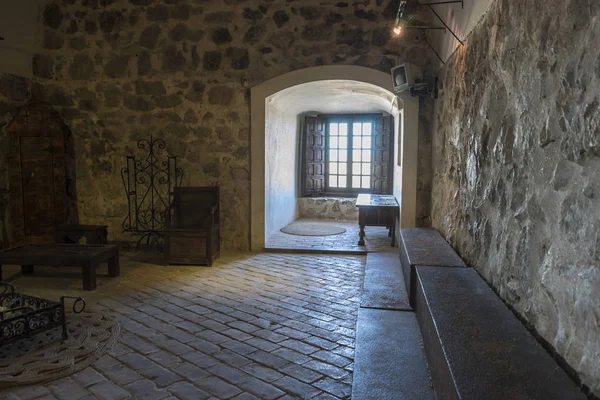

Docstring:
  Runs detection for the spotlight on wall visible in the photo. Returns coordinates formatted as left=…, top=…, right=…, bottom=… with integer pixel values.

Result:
left=390, top=0, right=464, bottom=64
left=392, top=0, right=414, bottom=36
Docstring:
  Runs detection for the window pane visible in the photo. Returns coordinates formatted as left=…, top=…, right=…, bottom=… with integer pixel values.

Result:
left=362, top=149, right=371, bottom=161
left=330, top=123, right=338, bottom=136
left=338, top=176, right=347, bottom=188
left=362, top=163, right=371, bottom=174
left=330, top=137, right=339, bottom=148
left=353, top=137, right=362, bottom=149
left=329, top=163, right=338, bottom=174
left=330, top=176, right=338, bottom=188
left=339, top=137, right=348, bottom=149
left=352, top=176, right=361, bottom=188
left=353, top=122, right=362, bottom=135
left=330, top=150, right=338, bottom=162
left=363, top=123, right=372, bottom=136
left=339, top=151, right=347, bottom=162
left=339, top=123, right=348, bottom=136
left=362, top=136, right=372, bottom=149
left=353, top=162, right=361, bottom=175
left=353, top=149, right=362, bottom=161
left=362, top=176, right=371, bottom=188
left=339, top=163, right=347, bottom=174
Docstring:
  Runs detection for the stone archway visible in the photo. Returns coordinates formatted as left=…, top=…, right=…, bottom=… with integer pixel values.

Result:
left=250, top=65, right=419, bottom=251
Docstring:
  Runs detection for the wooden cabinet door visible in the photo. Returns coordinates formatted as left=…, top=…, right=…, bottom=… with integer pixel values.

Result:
left=20, top=137, right=55, bottom=237
left=303, top=116, right=326, bottom=196
left=8, top=102, right=68, bottom=242
left=372, top=116, right=393, bottom=194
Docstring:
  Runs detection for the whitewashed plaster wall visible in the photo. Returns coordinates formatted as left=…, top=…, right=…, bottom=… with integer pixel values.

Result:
left=427, top=0, right=495, bottom=65
left=264, top=101, right=298, bottom=239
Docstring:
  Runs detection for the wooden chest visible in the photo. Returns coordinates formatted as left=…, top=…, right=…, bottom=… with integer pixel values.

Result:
left=164, top=227, right=220, bottom=266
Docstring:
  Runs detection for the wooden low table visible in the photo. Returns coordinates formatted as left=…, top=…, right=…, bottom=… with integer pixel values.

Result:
left=54, top=224, right=109, bottom=245
left=356, top=194, right=399, bottom=247
left=0, top=244, right=119, bottom=290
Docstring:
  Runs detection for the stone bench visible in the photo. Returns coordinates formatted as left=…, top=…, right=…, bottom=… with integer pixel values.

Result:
left=399, top=227, right=465, bottom=306
left=415, top=266, right=586, bottom=400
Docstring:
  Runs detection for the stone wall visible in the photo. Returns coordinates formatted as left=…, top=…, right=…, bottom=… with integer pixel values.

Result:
left=298, top=197, right=358, bottom=221
left=32, top=0, right=434, bottom=250
left=0, top=73, right=32, bottom=244
left=416, top=96, right=433, bottom=227
left=431, top=0, right=600, bottom=395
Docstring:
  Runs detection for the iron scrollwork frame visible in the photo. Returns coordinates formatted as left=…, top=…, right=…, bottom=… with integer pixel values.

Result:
left=121, top=136, right=183, bottom=250
left=0, top=282, right=85, bottom=344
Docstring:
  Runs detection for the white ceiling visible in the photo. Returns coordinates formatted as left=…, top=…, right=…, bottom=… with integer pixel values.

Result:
left=267, top=80, right=396, bottom=115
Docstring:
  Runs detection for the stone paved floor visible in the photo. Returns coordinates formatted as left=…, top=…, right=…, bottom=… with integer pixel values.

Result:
left=266, top=219, right=395, bottom=253
left=0, top=251, right=364, bottom=400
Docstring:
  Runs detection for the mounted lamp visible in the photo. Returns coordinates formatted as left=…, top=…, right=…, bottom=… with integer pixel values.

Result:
left=391, top=0, right=465, bottom=64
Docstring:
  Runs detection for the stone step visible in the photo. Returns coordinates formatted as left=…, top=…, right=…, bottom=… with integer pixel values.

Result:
left=352, top=308, right=434, bottom=400
left=361, top=251, right=410, bottom=310
left=399, top=227, right=465, bottom=306
left=415, top=266, right=586, bottom=400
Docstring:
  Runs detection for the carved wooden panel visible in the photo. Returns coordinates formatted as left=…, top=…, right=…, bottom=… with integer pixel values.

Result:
left=371, top=116, right=393, bottom=194
left=7, top=102, right=68, bottom=242
left=303, top=116, right=326, bottom=196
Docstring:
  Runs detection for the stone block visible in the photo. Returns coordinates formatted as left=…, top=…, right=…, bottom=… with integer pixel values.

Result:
left=399, top=227, right=465, bottom=306
left=415, top=266, right=586, bottom=400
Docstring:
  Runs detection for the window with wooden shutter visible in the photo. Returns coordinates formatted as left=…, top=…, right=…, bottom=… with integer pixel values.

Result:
left=301, top=114, right=393, bottom=196
left=303, top=116, right=326, bottom=196
left=371, top=115, right=393, bottom=194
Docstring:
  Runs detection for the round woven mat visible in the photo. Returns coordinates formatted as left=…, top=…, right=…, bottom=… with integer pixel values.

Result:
left=281, top=222, right=346, bottom=236
left=0, top=311, right=120, bottom=388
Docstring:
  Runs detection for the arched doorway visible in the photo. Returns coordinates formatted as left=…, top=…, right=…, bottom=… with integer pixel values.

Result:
left=250, top=66, right=419, bottom=251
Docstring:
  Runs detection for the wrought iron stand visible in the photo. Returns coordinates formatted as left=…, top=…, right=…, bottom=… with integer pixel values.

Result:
left=121, top=136, right=183, bottom=250
left=0, top=282, right=85, bottom=344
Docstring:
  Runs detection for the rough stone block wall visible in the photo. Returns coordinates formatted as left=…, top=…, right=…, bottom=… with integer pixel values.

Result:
left=31, top=0, right=434, bottom=250
left=431, top=0, right=600, bottom=395
left=298, top=197, right=359, bottom=221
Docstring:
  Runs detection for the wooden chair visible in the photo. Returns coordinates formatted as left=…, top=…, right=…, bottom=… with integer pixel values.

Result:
left=164, top=186, right=220, bottom=266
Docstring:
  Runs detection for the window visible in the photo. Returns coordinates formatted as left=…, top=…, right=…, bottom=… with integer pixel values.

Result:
left=328, top=119, right=373, bottom=191
left=303, top=114, right=393, bottom=196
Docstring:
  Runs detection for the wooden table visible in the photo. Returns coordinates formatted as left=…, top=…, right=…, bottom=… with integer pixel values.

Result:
left=356, top=194, right=399, bottom=247
left=0, top=244, right=119, bottom=290
left=54, top=224, right=109, bottom=245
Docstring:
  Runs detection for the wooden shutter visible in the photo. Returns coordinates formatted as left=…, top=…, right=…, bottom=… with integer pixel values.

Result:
left=371, top=115, right=393, bottom=194
left=303, top=116, right=326, bottom=196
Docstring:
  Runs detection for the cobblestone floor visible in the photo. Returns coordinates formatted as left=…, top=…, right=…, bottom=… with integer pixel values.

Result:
left=266, top=219, right=395, bottom=253
left=0, top=252, right=364, bottom=400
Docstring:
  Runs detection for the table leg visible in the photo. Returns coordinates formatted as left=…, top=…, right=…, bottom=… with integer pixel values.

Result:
left=358, top=209, right=366, bottom=246
left=390, top=214, right=397, bottom=247
left=102, top=227, right=109, bottom=245
left=82, top=263, right=97, bottom=290
left=21, top=265, right=34, bottom=276
left=108, top=254, right=120, bottom=277
left=358, top=224, right=366, bottom=246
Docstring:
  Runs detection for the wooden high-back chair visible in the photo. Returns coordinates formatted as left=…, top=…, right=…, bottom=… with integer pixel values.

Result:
left=164, top=186, right=220, bottom=266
